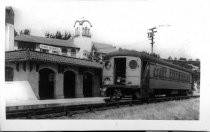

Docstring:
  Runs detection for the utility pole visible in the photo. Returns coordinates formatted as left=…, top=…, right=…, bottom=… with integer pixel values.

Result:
left=148, top=27, right=157, bottom=54
left=147, top=25, right=170, bottom=54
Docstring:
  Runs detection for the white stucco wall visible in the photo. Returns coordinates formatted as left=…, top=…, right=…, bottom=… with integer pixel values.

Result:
left=5, top=23, right=14, bottom=51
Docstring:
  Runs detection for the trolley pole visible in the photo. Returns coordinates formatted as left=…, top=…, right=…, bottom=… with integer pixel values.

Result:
left=148, top=27, right=157, bottom=54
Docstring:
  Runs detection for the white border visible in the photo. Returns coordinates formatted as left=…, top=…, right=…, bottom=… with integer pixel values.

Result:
left=1, top=0, right=210, bottom=131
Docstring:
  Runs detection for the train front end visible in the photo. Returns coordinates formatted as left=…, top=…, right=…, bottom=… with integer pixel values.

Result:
left=102, top=55, right=142, bottom=100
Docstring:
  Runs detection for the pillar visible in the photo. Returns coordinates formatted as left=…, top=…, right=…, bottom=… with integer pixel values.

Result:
left=55, top=73, right=64, bottom=99
left=75, top=74, right=84, bottom=98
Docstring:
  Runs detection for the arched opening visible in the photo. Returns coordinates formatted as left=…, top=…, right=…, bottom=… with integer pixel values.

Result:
left=5, top=66, right=14, bottom=81
left=39, top=68, right=55, bottom=100
left=83, top=72, right=93, bottom=97
left=64, top=70, right=76, bottom=98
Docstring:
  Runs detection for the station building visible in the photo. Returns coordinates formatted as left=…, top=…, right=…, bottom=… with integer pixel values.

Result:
left=5, top=7, right=106, bottom=100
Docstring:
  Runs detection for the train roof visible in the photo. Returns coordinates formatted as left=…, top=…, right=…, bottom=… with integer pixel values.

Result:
left=104, top=50, right=194, bottom=74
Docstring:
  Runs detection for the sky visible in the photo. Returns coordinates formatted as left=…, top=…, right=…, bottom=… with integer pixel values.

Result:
left=4, top=0, right=210, bottom=59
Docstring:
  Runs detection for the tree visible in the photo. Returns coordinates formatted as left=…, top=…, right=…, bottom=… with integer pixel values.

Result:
left=63, top=31, right=72, bottom=40
left=179, top=57, right=187, bottom=61
left=168, top=56, right=172, bottom=60
left=150, top=53, right=160, bottom=58
left=196, top=58, right=200, bottom=62
left=45, top=31, right=72, bottom=40
left=20, top=29, right=31, bottom=35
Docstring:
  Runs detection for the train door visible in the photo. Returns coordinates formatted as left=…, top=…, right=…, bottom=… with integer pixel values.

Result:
left=114, top=58, right=126, bottom=85
left=126, top=57, right=141, bottom=86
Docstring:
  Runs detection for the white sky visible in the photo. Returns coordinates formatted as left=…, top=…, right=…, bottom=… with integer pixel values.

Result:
left=4, top=0, right=210, bottom=59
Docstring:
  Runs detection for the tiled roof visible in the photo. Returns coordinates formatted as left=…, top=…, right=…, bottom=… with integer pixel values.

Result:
left=15, top=35, right=79, bottom=49
left=5, top=50, right=102, bottom=69
left=92, top=42, right=118, bottom=54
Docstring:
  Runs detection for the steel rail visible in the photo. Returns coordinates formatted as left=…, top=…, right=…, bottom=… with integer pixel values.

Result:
left=6, top=95, right=200, bottom=119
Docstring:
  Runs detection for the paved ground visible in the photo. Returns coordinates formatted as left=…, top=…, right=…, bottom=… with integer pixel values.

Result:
left=6, top=97, right=107, bottom=111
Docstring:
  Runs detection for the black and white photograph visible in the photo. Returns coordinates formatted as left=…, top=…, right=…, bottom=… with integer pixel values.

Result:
left=0, top=0, right=210, bottom=131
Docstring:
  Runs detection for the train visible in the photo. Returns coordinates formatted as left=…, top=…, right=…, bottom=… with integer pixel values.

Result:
left=102, top=50, right=194, bottom=100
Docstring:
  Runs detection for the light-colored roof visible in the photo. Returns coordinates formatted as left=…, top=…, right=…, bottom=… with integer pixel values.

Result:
left=15, top=35, right=79, bottom=49
left=92, top=42, right=118, bottom=54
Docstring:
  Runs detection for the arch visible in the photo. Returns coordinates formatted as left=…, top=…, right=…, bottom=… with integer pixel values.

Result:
left=63, top=70, right=76, bottom=98
left=39, top=68, right=55, bottom=100
left=5, top=66, right=14, bottom=81
left=39, top=66, right=57, bottom=73
left=83, top=72, right=94, bottom=97
left=73, top=20, right=93, bottom=27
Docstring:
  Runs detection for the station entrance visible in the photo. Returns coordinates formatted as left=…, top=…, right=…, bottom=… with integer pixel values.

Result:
left=83, top=72, right=93, bottom=97
left=64, top=71, right=76, bottom=98
left=39, top=68, right=55, bottom=100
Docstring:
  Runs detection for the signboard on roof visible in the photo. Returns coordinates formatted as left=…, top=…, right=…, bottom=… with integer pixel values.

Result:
left=40, top=44, right=61, bottom=53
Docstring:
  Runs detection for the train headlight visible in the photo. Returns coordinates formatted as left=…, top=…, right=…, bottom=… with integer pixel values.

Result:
left=105, top=61, right=111, bottom=70
left=104, top=77, right=111, bottom=85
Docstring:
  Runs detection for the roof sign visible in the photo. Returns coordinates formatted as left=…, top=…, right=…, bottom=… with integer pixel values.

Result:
left=40, top=44, right=61, bottom=53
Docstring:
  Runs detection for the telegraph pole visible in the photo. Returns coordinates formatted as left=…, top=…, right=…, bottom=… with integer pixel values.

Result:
left=147, top=25, right=171, bottom=54
left=148, top=27, right=157, bottom=54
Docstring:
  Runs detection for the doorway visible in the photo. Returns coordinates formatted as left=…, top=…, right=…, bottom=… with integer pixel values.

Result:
left=39, top=68, right=55, bottom=100
left=83, top=72, right=93, bottom=97
left=64, top=71, right=76, bottom=98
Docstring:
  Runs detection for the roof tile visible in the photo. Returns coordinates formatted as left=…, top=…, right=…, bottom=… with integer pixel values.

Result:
left=15, top=35, right=79, bottom=49
left=6, top=50, right=102, bottom=69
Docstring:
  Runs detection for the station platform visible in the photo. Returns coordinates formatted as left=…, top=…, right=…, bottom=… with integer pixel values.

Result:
left=6, top=97, right=107, bottom=111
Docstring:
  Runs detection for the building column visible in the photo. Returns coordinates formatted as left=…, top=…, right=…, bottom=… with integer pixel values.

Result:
left=75, top=74, right=84, bottom=98
left=55, top=73, right=64, bottom=99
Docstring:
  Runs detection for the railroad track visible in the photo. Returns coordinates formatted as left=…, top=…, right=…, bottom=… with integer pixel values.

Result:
left=6, top=95, right=200, bottom=119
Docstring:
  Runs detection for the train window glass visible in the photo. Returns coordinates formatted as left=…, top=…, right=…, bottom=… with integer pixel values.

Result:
left=159, top=68, right=161, bottom=77
left=153, top=67, right=156, bottom=77
left=170, top=69, right=172, bottom=78
left=164, top=68, right=166, bottom=78
left=157, top=68, right=159, bottom=77
left=129, top=60, right=138, bottom=70
left=105, top=61, right=111, bottom=70
left=156, top=68, right=159, bottom=77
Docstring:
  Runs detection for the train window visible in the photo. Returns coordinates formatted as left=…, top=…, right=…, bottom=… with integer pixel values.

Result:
left=105, top=61, right=111, bottom=70
left=153, top=67, right=156, bottom=77
left=161, top=68, right=164, bottom=77
left=156, top=68, right=159, bottom=77
left=129, top=60, right=138, bottom=70
left=155, top=68, right=159, bottom=77
left=159, top=68, right=161, bottom=77
left=164, top=68, right=167, bottom=78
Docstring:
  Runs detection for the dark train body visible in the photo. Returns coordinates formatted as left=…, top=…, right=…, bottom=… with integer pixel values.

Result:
left=102, top=50, right=194, bottom=100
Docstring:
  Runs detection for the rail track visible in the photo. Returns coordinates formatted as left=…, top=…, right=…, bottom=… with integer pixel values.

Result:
left=6, top=95, right=199, bottom=119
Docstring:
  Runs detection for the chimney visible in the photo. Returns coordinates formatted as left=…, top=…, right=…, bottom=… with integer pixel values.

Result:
left=5, top=6, right=14, bottom=51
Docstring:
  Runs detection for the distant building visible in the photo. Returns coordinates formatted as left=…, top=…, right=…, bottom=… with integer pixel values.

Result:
left=91, top=42, right=118, bottom=60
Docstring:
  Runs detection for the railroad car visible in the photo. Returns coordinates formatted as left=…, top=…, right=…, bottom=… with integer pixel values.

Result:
left=102, top=50, right=194, bottom=100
